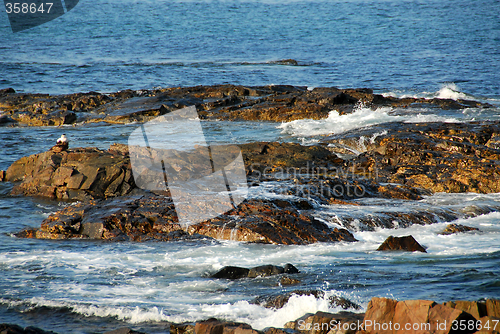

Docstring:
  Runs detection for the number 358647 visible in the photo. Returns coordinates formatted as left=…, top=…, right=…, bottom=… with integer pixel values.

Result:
left=5, top=3, right=53, bottom=14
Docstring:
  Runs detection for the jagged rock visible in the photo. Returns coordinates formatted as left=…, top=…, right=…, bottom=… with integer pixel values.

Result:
left=477, top=316, right=500, bottom=334
left=103, top=328, right=147, bottom=334
left=211, top=263, right=300, bottom=280
left=194, top=319, right=259, bottom=334
left=376, top=235, right=427, bottom=253
left=210, top=266, right=250, bottom=279
left=363, top=297, right=478, bottom=334
left=279, top=276, right=301, bottom=286
left=170, top=323, right=195, bottom=334
left=15, top=194, right=355, bottom=244
left=4, top=147, right=135, bottom=200
left=440, top=223, right=480, bottom=235
left=0, top=323, right=57, bottom=334
left=444, top=300, right=488, bottom=320
left=329, top=121, right=500, bottom=194
left=0, top=86, right=491, bottom=126
left=285, top=311, right=364, bottom=334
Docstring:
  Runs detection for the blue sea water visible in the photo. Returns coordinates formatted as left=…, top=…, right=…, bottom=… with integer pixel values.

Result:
left=0, top=0, right=499, bottom=96
left=0, top=0, right=500, bottom=333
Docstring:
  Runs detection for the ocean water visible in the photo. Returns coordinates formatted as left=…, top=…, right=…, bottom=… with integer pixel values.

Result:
left=1, top=0, right=500, bottom=333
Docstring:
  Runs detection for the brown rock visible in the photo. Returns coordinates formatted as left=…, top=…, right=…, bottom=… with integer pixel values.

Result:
left=4, top=147, right=135, bottom=200
left=487, top=300, right=500, bottom=318
left=476, top=316, right=500, bottom=334
left=376, top=235, right=427, bottom=253
left=194, top=319, right=259, bottom=334
left=440, top=224, right=480, bottom=235
left=363, top=297, right=398, bottom=331
left=280, top=276, right=301, bottom=286
left=0, top=170, right=5, bottom=181
left=363, top=298, right=478, bottom=334
left=289, top=311, right=364, bottom=334
left=444, top=300, right=487, bottom=319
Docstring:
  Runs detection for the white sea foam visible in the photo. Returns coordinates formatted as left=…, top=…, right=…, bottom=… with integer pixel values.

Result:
left=382, top=83, right=474, bottom=101
left=278, top=104, right=461, bottom=138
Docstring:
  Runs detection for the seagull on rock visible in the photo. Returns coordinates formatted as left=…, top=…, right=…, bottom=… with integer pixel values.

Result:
left=51, top=134, right=69, bottom=152
left=57, top=134, right=68, bottom=144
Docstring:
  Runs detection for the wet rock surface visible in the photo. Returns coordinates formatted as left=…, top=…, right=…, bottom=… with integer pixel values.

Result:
left=376, top=235, right=427, bottom=253
left=440, top=223, right=480, bottom=235
left=14, top=195, right=356, bottom=245
left=0, top=85, right=492, bottom=126
left=211, top=264, right=300, bottom=279
left=327, top=121, right=500, bottom=194
left=0, top=324, right=57, bottom=334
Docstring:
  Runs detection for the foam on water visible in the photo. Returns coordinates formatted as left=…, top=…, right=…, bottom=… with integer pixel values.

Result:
left=278, top=104, right=462, bottom=139
left=382, top=83, right=476, bottom=101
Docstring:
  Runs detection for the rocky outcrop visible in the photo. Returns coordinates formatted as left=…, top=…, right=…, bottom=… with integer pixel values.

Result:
left=211, top=264, right=299, bottom=280
left=0, top=323, right=57, bottom=334
left=15, top=195, right=356, bottom=245
left=0, top=85, right=492, bottom=126
left=376, top=235, right=427, bottom=252
left=171, top=319, right=260, bottom=334
left=4, top=145, right=134, bottom=200
left=440, top=223, right=480, bottom=235
left=327, top=121, right=500, bottom=194
left=284, top=311, right=364, bottom=334
left=362, top=297, right=500, bottom=334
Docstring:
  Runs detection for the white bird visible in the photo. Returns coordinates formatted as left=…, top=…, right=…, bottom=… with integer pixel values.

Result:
left=57, top=134, right=68, bottom=144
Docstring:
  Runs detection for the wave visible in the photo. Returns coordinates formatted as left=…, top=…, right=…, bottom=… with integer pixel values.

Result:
left=277, top=103, right=461, bottom=139
left=0, top=289, right=364, bottom=330
left=382, top=83, right=477, bottom=101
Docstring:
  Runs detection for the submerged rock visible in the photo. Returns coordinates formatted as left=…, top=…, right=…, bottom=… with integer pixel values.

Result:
left=376, top=235, right=427, bottom=253
left=440, top=223, right=480, bottom=235
left=15, top=195, right=356, bottom=245
left=211, top=264, right=300, bottom=280
left=0, top=324, right=57, bottom=334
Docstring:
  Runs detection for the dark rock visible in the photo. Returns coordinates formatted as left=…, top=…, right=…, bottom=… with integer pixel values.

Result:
left=440, top=223, right=480, bottom=235
left=15, top=192, right=356, bottom=244
left=2, top=86, right=490, bottom=126
left=211, top=264, right=300, bottom=279
left=0, top=88, right=15, bottom=95
left=0, top=324, right=57, bottom=334
left=103, top=328, right=147, bottom=334
left=284, top=263, right=300, bottom=274
left=194, top=319, right=259, bottom=334
left=279, top=276, right=301, bottom=286
left=211, top=266, right=250, bottom=279
left=376, top=235, right=427, bottom=253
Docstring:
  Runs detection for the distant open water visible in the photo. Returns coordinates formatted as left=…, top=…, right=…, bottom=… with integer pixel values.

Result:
left=1, top=0, right=500, bottom=333
left=0, top=0, right=499, bottom=96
